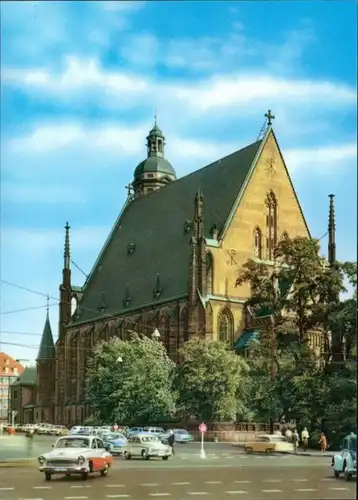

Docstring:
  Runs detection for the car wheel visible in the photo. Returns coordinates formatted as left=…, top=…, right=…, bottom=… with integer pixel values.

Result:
left=245, top=447, right=253, bottom=453
left=141, top=450, right=150, bottom=460
left=162, top=456, right=169, bottom=461
left=100, top=465, right=109, bottom=477
left=82, top=471, right=89, bottom=480
left=45, top=472, right=52, bottom=481
left=124, top=452, right=131, bottom=460
left=265, top=448, right=275, bottom=454
left=344, top=463, right=352, bottom=481
left=334, top=469, right=340, bottom=478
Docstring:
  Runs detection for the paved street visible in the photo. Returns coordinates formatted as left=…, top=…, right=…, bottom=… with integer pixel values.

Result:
left=0, top=464, right=355, bottom=499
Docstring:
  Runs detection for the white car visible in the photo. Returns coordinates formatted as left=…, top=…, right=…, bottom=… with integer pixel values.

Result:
left=143, top=426, right=165, bottom=436
left=122, top=433, right=172, bottom=460
left=37, top=424, right=54, bottom=435
left=38, top=435, right=114, bottom=481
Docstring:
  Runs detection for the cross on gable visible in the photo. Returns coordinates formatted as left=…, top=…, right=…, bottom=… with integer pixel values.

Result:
left=125, top=184, right=133, bottom=196
left=265, top=109, right=275, bottom=125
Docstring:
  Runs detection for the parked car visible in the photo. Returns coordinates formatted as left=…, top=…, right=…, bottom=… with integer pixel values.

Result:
left=103, top=432, right=128, bottom=455
left=244, top=434, right=294, bottom=454
left=160, top=429, right=194, bottom=444
left=127, top=427, right=144, bottom=437
left=122, top=433, right=172, bottom=460
left=49, top=425, right=68, bottom=436
left=332, top=432, right=357, bottom=481
left=37, top=424, right=54, bottom=435
left=37, top=435, right=113, bottom=481
left=143, top=426, right=165, bottom=436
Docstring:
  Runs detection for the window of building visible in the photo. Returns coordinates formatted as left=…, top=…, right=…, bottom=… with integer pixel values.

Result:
left=254, top=227, right=262, bottom=259
left=265, top=191, right=277, bottom=260
left=218, top=309, right=234, bottom=345
left=147, top=173, right=154, bottom=178
left=158, top=139, right=163, bottom=153
left=13, top=390, right=18, bottom=400
left=206, top=252, right=214, bottom=295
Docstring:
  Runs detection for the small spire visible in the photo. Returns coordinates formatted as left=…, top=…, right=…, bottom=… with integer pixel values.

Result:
left=328, top=194, right=336, bottom=265
left=64, top=222, right=70, bottom=270
left=154, top=109, right=157, bottom=125
left=265, top=109, right=275, bottom=126
left=46, top=294, right=49, bottom=315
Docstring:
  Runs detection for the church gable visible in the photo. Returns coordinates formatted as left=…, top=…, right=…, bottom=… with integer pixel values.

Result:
left=219, top=126, right=310, bottom=297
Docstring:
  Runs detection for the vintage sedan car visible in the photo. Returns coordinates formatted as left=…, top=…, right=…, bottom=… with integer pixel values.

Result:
left=127, top=427, right=145, bottom=437
left=244, top=434, right=294, bottom=454
left=103, top=432, right=128, bottom=455
left=49, top=425, right=68, bottom=436
left=122, top=433, right=172, bottom=460
left=332, top=432, right=357, bottom=481
left=38, top=435, right=113, bottom=481
left=160, top=429, right=194, bottom=444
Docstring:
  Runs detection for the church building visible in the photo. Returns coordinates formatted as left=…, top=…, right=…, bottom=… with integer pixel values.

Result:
left=34, top=112, right=336, bottom=426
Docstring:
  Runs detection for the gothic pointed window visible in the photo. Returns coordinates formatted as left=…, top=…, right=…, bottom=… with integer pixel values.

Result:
left=218, top=308, right=234, bottom=345
left=254, top=227, right=262, bottom=259
left=206, top=252, right=214, bottom=295
left=266, top=191, right=277, bottom=260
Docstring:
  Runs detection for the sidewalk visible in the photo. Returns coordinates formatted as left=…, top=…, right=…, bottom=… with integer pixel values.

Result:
left=231, top=443, right=335, bottom=457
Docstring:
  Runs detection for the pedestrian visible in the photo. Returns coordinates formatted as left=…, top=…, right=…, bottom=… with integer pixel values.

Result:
left=285, top=428, right=293, bottom=443
left=168, top=429, right=175, bottom=455
left=319, top=432, right=327, bottom=454
left=301, top=427, right=309, bottom=452
left=292, top=429, right=299, bottom=453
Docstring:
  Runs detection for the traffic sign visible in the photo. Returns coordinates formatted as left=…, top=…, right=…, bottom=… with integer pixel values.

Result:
left=199, top=423, right=207, bottom=433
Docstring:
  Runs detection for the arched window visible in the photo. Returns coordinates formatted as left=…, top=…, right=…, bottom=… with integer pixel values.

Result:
left=218, top=309, right=234, bottom=344
left=266, top=191, right=277, bottom=260
left=206, top=252, right=214, bottom=295
left=253, top=227, right=262, bottom=259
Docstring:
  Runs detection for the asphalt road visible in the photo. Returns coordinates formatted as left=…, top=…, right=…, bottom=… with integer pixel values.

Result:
left=0, top=464, right=355, bottom=499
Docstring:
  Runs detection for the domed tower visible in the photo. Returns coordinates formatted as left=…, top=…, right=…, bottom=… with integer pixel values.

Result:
left=132, top=119, right=176, bottom=197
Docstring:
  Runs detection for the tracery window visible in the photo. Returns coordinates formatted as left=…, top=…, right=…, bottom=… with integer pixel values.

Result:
left=254, top=227, right=262, bottom=259
left=266, top=191, right=277, bottom=260
left=206, top=252, right=214, bottom=295
left=218, top=308, right=234, bottom=345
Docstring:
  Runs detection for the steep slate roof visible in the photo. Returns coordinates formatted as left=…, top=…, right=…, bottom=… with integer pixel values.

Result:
left=73, top=138, right=263, bottom=324
left=11, top=366, right=37, bottom=386
left=37, top=313, right=55, bottom=361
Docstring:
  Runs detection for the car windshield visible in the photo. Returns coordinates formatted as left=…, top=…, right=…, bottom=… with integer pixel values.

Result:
left=175, top=430, right=188, bottom=434
left=55, top=438, right=90, bottom=449
left=141, top=436, right=160, bottom=443
left=270, top=436, right=288, bottom=442
left=349, top=437, right=357, bottom=450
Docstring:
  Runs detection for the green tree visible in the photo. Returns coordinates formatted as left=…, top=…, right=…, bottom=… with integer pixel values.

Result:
left=85, top=334, right=176, bottom=425
left=175, top=337, right=250, bottom=422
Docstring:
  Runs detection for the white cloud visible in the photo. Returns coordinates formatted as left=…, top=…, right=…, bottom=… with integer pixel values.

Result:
left=285, top=143, right=357, bottom=172
left=3, top=56, right=356, bottom=116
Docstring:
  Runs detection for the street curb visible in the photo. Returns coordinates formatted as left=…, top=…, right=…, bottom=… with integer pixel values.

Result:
left=0, top=459, right=36, bottom=468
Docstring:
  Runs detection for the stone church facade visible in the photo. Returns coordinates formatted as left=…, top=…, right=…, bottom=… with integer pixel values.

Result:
left=34, top=114, right=334, bottom=426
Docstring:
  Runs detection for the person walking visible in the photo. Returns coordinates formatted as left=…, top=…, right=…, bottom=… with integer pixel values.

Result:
left=168, top=429, right=175, bottom=455
left=319, top=432, right=327, bottom=454
left=285, top=428, right=293, bottom=443
left=301, top=427, right=309, bottom=452
left=292, top=429, right=299, bottom=453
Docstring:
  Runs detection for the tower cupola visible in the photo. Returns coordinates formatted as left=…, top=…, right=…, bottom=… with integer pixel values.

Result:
left=132, top=118, right=176, bottom=197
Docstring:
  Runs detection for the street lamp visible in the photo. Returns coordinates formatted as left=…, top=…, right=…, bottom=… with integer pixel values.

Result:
left=152, top=329, right=161, bottom=341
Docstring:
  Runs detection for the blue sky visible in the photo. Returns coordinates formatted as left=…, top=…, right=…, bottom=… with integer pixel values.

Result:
left=1, top=1, right=356, bottom=362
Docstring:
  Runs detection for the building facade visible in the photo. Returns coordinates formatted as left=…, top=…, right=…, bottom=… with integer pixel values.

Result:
left=35, top=116, right=335, bottom=426
left=9, top=366, right=37, bottom=424
left=0, top=353, right=24, bottom=420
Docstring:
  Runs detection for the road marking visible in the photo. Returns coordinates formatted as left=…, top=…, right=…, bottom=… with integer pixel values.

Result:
left=234, top=481, right=251, bottom=484
left=261, top=490, right=282, bottom=493
left=141, top=483, right=160, bottom=486
left=226, top=492, right=248, bottom=495
left=204, top=481, right=222, bottom=484
left=187, top=494, right=208, bottom=496
left=320, top=478, right=334, bottom=481
left=148, top=495, right=171, bottom=497
left=33, top=486, right=53, bottom=489
left=262, top=479, right=282, bottom=483
left=64, top=497, right=89, bottom=500
left=106, top=485, right=126, bottom=488
left=294, top=489, right=317, bottom=492
left=329, top=488, right=349, bottom=491
left=105, top=494, right=130, bottom=499
left=70, top=486, right=91, bottom=489
left=0, top=488, right=15, bottom=491
left=172, top=482, right=190, bottom=485
left=292, top=479, right=308, bottom=482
